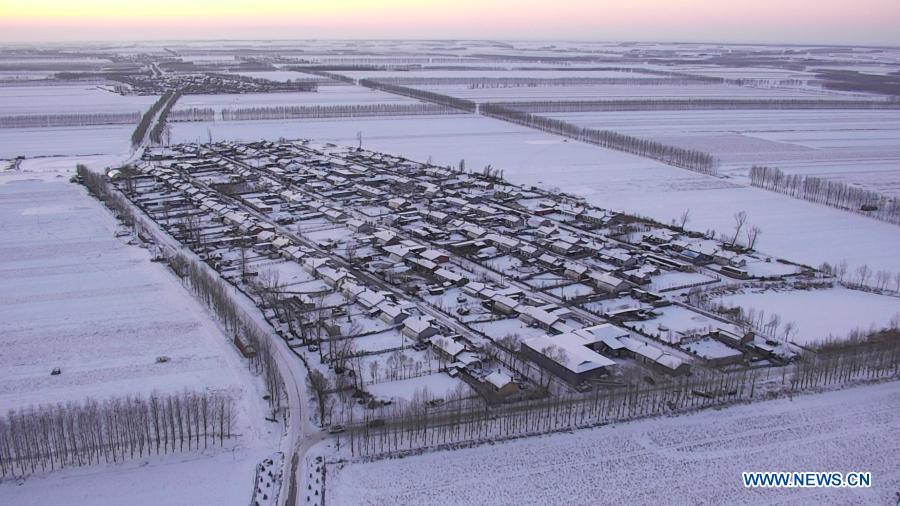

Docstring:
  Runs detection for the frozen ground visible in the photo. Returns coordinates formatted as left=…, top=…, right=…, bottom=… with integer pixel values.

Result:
left=0, top=173, right=245, bottom=408
left=549, top=109, right=900, bottom=196
left=718, top=287, right=900, bottom=345
left=227, top=70, right=330, bottom=82
left=0, top=449, right=268, bottom=506
left=177, top=86, right=416, bottom=114
left=0, top=124, right=135, bottom=158
left=416, top=83, right=837, bottom=102
left=0, top=83, right=153, bottom=116
left=0, top=163, right=279, bottom=505
left=327, top=380, right=900, bottom=505
left=0, top=82, right=146, bottom=158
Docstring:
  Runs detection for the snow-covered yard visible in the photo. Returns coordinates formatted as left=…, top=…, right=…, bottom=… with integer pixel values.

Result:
left=327, top=380, right=900, bottom=505
left=367, top=373, right=470, bottom=403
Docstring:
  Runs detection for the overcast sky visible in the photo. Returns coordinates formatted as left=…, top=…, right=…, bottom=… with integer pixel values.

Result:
left=1, top=0, right=899, bottom=46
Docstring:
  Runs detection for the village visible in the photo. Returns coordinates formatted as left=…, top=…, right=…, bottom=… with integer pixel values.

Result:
left=95, top=138, right=828, bottom=429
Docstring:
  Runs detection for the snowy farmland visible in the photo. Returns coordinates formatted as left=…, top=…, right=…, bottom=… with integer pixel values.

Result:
left=327, top=381, right=900, bottom=505
left=0, top=83, right=153, bottom=116
left=718, top=287, right=900, bottom=346
left=412, top=83, right=841, bottom=102
left=547, top=109, right=900, bottom=196
left=0, top=173, right=250, bottom=408
left=176, top=86, right=418, bottom=113
left=0, top=83, right=152, bottom=158
left=0, top=165, right=279, bottom=505
left=0, top=124, right=135, bottom=158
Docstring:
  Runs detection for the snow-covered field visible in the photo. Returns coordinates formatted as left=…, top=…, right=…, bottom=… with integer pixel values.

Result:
left=0, top=174, right=245, bottom=408
left=718, top=287, right=900, bottom=345
left=0, top=124, right=135, bottom=158
left=1, top=450, right=267, bottom=506
left=548, top=109, right=900, bottom=196
left=339, top=69, right=666, bottom=80
left=177, top=86, right=417, bottom=114
left=0, top=163, right=279, bottom=505
left=228, top=70, right=330, bottom=82
left=0, top=83, right=153, bottom=116
left=327, top=380, right=900, bottom=505
left=416, top=83, right=837, bottom=102
left=0, top=83, right=149, bottom=158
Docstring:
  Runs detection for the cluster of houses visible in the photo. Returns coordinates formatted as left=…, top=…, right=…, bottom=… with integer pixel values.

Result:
left=124, top=139, right=803, bottom=406
left=115, top=70, right=318, bottom=96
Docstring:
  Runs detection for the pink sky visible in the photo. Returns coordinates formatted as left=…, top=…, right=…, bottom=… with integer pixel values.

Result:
left=1, top=0, right=899, bottom=45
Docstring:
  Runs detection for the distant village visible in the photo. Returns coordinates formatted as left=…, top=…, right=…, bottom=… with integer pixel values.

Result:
left=108, top=139, right=816, bottom=423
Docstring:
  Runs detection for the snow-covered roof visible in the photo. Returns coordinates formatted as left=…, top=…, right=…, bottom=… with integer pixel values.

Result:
left=420, top=249, right=448, bottom=262
left=403, top=316, right=437, bottom=335
left=435, top=268, right=463, bottom=283
left=377, top=302, right=407, bottom=319
left=519, top=305, right=561, bottom=326
left=524, top=334, right=615, bottom=373
left=588, top=271, right=627, bottom=288
left=575, top=323, right=630, bottom=344
left=357, top=289, right=386, bottom=308
left=485, top=371, right=513, bottom=390
left=563, top=261, right=589, bottom=274
left=433, top=337, right=465, bottom=358
left=491, top=294, right=520, bottom=310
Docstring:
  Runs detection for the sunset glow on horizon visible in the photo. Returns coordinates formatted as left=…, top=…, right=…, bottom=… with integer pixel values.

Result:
left=1, top=0, right=899, bottom=45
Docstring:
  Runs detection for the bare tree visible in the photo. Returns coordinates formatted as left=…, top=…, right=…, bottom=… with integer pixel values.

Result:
left=856, top=264, right=872, bottom=287
left=678, top=208, right=691, bottom=230
left=782, top=321, right=797, bottom=343
left=874, top=270, right=890, bottom=291
left=307, top=370, right=330, bottom=425
left=745, top=225, right=762, bottom=251
left=837, top=260, right=848, bottom=282
left=369, top=361, right=380, bottom=384
left=730, top=211, right=748, bottom=247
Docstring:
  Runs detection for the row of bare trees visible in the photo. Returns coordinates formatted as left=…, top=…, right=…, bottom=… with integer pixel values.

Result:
left=169, top=107, right=215, bottom=122
left=749, top=165, right=900, bottom=224
left=820, top=260, right=900, bottom=293
left=480, top=103, right=718, bottom=175
left=345, top=335, right=900, bottom=457
left=163, top=251, right=286, bottom=417
left=0, top=111, right=140, bottom=129
left=358, top=79, right=477, bottom=113
left=131, top=89, right=175, bottom=147
left=0, top=391, right=234, bottom=479
left=485, top=98, right=899, bottom=114
left=77, top=164, right=287, bottom=417
left=687, top=287, right=798, bottom=342
left=290, top=68, right=357, bottom=84
left=149, top=89, right=183, bottom=145
left=218, top=103, right=462, bottom=121
left=367, top=77, right=709, bottom=88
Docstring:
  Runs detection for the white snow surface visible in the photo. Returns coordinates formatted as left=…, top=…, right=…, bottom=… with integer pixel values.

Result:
left=327, top=380, right=900, bottom=505
left=0, top=163, right=279, bottom=506
left=719, top=287, right=900, bottom=345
